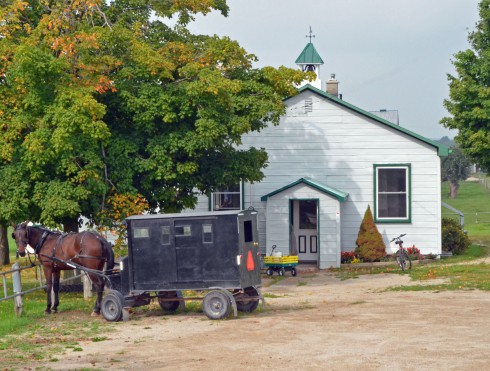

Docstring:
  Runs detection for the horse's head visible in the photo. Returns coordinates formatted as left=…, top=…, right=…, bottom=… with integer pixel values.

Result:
left=12, top=221, right=30, bottom=257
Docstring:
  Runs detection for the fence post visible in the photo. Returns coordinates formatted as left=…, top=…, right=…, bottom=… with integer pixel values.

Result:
left=12, top=262, right=23, bottom=316
left=82, top=272, right=93, bottom=300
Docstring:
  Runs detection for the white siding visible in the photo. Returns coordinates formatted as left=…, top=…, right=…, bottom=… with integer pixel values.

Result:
left=194, top=89, right=443, bottom=265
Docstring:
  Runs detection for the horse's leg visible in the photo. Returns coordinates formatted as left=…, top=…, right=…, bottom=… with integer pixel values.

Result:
left=91, top=275, right=103, bottom=316
left=52, top=271, right=61, bottom=313
left=44, top=268, right=53, bottom=314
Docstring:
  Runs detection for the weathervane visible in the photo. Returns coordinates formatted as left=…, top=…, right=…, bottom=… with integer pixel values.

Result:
left=306, top=26, right=315, bottom=43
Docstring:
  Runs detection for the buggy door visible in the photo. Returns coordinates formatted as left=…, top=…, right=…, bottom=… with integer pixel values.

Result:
left=131, top=220, right=177, bottom=290
left=238, top=210, right=261, bottom=287
left=174, top=219, right=204, bottom=282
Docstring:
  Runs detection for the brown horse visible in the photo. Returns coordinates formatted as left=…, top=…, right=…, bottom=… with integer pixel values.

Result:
left=12, top=222, right=114, bottom=315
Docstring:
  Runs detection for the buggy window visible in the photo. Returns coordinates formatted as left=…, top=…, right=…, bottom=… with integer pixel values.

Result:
left=243, top=220, right=253, bottom=243
left=133, top=227, right=149, bottom=238
left=175, top=225, right=192, bottom=237
left=202, top=224, right=213, bottom=243
left=162, top=226, right=171, bottom=245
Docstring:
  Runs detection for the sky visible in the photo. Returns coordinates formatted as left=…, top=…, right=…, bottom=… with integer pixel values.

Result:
left=186, top=0, right=481, bottom=140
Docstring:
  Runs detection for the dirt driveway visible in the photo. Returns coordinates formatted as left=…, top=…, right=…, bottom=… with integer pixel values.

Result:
left=34, top=270, right=490, bottom=371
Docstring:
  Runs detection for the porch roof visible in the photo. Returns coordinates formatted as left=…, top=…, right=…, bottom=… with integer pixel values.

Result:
left=260, top=177, right=349, bottom=202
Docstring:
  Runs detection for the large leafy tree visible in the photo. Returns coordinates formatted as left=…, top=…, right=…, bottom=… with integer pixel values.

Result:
left=441, top=0, right=490, bottom=170
left=0, top=0, right=310, bottom=246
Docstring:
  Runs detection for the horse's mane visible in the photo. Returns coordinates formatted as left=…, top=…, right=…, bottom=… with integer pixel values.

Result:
left=29, top=225, right=63, bottom=236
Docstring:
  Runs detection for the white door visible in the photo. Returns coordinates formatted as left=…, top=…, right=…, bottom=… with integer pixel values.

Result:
left=292, top=200, right=318, bottom=262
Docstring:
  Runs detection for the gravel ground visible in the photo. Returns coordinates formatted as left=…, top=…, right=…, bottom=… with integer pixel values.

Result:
left=29, top=267, right=490, bottom=371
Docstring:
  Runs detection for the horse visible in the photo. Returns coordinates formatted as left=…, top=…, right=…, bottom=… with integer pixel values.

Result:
left=12, top=221, right=115, bottom=315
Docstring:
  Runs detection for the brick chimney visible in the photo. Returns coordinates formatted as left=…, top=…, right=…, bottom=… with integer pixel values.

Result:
left=326, top=73, right=339, bottom=98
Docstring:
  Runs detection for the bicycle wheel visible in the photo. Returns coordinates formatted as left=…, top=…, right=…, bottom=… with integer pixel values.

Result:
left=402, top=250, right=412, bottom=270
left=396, top=250, right=412, bottom=271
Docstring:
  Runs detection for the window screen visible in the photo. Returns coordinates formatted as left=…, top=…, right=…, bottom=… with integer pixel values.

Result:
left=375, top=165, right=410, bottom=221
left=212, top=183, right=241, bottom=211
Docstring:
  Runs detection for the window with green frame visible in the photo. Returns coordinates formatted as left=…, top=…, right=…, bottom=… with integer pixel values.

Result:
left=374, top=164, right=411, bottom=223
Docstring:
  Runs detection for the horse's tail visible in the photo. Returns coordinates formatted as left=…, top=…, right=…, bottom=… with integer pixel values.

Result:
left=102, top=238, right=115, bottom=274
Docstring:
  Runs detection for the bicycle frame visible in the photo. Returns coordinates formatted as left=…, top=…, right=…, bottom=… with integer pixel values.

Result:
left=390, top=234, right=411, bottom=271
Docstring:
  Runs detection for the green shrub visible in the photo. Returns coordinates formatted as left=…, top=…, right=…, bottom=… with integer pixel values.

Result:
left=442, top=217, right=470, bottom=255
left=355, top=205, right=386, bottom=262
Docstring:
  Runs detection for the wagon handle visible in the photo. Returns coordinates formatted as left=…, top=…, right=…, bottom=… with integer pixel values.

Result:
left=270, top=245, right=277, bottom=256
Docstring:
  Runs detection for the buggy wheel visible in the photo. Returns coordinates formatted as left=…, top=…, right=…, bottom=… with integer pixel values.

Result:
left=278, top=267, right=285, bottom=276
left=291, top=267, right=297, bottom=277
left=266, top=268, right=273, bottom=276
left=235, top=287, right=259, bottom=313
left=157, top=291, right=182, bottom=313
left=203, top=290, right=231, bottom=320
left=101, top=290, right=124, bottom=322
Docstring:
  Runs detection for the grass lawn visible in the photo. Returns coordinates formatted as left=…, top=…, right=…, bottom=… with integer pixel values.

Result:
left=442, top=180, right=490, bottom=239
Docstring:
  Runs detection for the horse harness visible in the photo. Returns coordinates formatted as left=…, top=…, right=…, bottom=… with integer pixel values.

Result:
left=31, top=228, right=106, bottom=268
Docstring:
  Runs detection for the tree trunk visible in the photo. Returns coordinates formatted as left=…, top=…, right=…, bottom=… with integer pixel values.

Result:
left=449, top=180, right=460, bottom=198
left=0, top=224, right=10, bottom=266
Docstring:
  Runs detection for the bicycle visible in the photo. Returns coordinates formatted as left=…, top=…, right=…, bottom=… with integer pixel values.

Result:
left=390, top=234, right=412, bottom=271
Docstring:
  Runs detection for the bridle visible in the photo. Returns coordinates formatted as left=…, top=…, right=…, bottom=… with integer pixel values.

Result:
left=12, top=223, right=37, bottom=266
left=13, top=223, right=29, bottom=256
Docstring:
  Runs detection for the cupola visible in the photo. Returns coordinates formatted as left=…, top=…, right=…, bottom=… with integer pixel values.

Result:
left=295, top=27, right=324, bottom=76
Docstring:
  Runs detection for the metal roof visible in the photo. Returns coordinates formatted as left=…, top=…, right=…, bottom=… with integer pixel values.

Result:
left=260, top=177, right=348, bottom=202
left=295, top=43, right=324, bottom=65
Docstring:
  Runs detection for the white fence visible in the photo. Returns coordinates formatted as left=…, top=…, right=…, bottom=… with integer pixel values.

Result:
left=0, top=263, right=91, bottom=316
left=478, top=174, right=490, bottom=191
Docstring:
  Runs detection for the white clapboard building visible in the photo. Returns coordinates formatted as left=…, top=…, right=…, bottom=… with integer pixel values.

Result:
left=192, top=40, right=448, bottom=268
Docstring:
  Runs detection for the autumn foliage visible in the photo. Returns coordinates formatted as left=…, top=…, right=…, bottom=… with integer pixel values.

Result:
left=98, top=193, right=149, bottom=256
left=0, top=0, right=312, bottom=236
left=355, top=205, right=386, bottom=262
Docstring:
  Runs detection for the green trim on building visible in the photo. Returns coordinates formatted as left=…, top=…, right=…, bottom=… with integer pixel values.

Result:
left=288, top=198, right=321, bottom=257
left=261, top=177, right=348, bottom=202
left=373, top=164, right=412, bottom=223
left=295, top=43, right=324, bottom=65
left=292, top=84, right=450, bottom=157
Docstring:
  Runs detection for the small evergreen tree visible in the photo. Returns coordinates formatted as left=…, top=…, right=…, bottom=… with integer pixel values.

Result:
left=355, top=205, right=386, bottom=261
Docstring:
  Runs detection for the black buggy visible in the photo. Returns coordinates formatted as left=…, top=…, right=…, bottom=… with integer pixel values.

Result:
left=101, top=209, right=263, bottom=321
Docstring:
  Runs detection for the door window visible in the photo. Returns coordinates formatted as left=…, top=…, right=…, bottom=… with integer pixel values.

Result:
left=299, top=200, right=317, bottom=229
left=202, top=224, right=213, bottom=243
left=161, top=226, right=171, bottom=245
